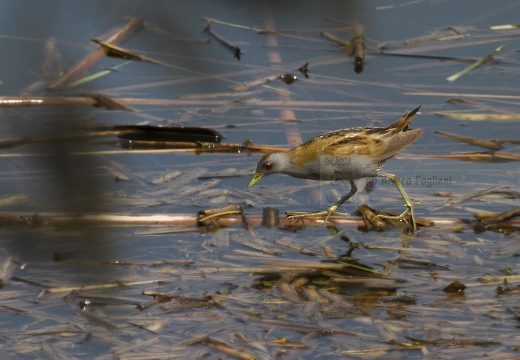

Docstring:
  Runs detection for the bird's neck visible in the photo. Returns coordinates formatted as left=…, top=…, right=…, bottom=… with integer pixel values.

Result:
left=275, top=151, right=317, bottom=179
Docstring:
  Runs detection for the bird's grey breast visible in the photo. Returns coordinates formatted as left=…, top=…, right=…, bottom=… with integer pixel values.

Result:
left=313, top=154, right=380, bottom=180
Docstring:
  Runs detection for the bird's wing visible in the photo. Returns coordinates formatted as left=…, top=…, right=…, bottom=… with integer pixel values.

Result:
left=378, top=128, right=424, bottom=161
left=320, top=131, right=387, bottom=158
left=292, top=108, right=423, bottom=165
left=320, top=126, right=424, bottom=162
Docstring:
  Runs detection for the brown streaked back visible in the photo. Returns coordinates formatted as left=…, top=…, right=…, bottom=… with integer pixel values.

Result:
left=289, top=106, right=423, bottom=166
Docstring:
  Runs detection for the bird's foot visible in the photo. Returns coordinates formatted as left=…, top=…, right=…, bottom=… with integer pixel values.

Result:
left=375, top=205, right=417, bottom=231
left=286, top=205, right=349, bottom=227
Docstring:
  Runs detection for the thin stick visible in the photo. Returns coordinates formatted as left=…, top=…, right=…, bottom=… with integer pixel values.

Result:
left=403, top=92, right=520, bottom=100
left=90, top=38, right=163, bottom=65
left=433, top=112, right=520, bottom=121
left=250, top=318, right=356, bottom=336
left=48, top=279, right=166, bottom=293
left=423, top=152, right=520, bottom=161
left=320, top=31, right=349, bottom=48
left=0, top=96, right=97, bottom=107
left=435, top=185, right=509, bottom=209
left=475, top=207, right=520, bottom=223
left=480, top=274, right=520, bottom=283
left=474, top=206, right=520, bottom=233
left=204, top=338, right=258, bottom=360
left=74, top=309, right=117, bottom=332
left=202, top=17, right=262, bottom=32
left=258, top=27, right=347, bottom=34
left=434, top=131, right=501, bottom=150
left=377, top=51, right=477, bottom=63
left=0, top=130, right=138, bottom=149
left=155, top=267, right=311, bottom=275
left=0, top=211, right=469, bottom=228
left=273, top=240, right=320, bottom=256
left=446, top=45, right=504, bottom=82
left=48, top=18, right=144, bottom=90
left=71, top=143, right=288, bottom=156
left=203, top=22, right=241, bottom=60
left=0, top=96, right=431, bottom=109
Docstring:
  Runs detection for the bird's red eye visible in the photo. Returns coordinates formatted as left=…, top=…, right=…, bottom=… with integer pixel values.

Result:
left=264, top=163, right=272, bottom=170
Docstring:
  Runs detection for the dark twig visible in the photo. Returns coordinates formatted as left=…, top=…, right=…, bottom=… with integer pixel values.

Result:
left=48, top=18, right=144, bottom=90
left=203, top=22, right=242, bottom=60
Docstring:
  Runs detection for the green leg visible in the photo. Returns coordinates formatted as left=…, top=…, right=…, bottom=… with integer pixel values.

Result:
left=286, top=179, right=357, bottom=227
left=323, top=178, right=357, bottom=225
left=375, top=173, right=417, bottom=230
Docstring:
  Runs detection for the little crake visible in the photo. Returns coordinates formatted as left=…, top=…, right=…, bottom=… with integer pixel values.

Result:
left=248, top=106, right=424, bottom=230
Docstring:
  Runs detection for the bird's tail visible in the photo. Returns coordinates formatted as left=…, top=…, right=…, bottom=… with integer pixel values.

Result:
left=388, top=105, right=421, bottom=132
